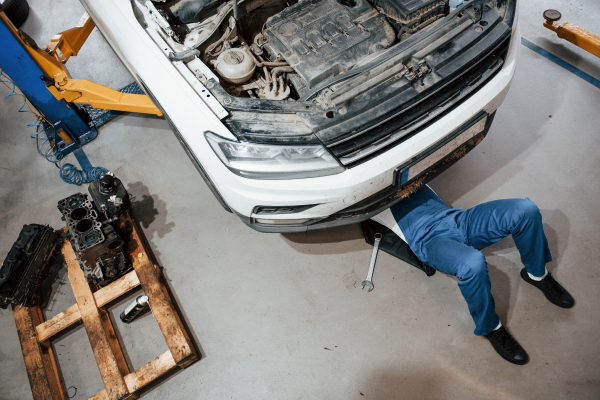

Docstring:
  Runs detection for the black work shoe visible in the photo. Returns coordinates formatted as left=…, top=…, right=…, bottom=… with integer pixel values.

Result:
left=485, top=326, right=529, bottom=365
left=520, top=269, right=575, bottom=308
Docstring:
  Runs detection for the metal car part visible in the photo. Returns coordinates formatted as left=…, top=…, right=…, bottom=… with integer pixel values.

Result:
left=88, top=173, right=131, bottom=222
left=57, top=174, right=132, bottom=286
left=0, top=224, right=59, bottom=309
left=136, top=1, right=230, bottom=121
left=179, top=0, right=234, bottom=49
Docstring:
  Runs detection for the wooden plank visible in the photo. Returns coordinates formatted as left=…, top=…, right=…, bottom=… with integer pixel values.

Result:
left=63, top=241, right=132, bottom=400
left=94, top=270, right=141, bottom=307
left=36, top=271, right=141, bottom=343
left=124, top=351, right=177, bottom=393
left=13, top=305, right=66, bottom=400
left=34, top=307, right=67, bottom=400
left=121, top=211, right=197, bottom=367
left=36, top=304, right=80, bottom=343
left=134, top=258, right=196, bottom=366
left=98, top=308, right=131, bottom=379
left=90, top=351, right=177, bottom=400
left=89, top=390, right=109, bottom=400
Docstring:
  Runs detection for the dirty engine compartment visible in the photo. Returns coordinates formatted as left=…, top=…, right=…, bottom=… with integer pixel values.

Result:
left=132, top=0, right=515, bottom=165
left=136, top=0, right=449, bottom=100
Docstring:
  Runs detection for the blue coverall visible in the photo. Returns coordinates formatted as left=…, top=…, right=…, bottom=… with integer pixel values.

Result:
left=379, top=186, right=552, bottom=336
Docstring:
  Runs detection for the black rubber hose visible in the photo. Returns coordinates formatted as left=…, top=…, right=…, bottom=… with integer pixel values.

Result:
left=168, top=0, right=220, bottom=24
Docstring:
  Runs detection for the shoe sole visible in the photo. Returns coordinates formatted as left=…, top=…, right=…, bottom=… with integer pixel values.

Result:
left=493, top=346, right=529, bottom=365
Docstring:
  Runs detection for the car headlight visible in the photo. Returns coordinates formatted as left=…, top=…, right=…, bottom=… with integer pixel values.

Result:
left=205, top=131, right=345, bottom=179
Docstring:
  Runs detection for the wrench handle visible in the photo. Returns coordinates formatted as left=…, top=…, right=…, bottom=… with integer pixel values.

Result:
left=366, top=234, right=382, bottom=281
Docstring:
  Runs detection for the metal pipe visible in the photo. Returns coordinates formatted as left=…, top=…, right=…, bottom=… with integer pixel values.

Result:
left=246, top=49, right=288, bottom=68
left=271, top=66, right=294, bottom=80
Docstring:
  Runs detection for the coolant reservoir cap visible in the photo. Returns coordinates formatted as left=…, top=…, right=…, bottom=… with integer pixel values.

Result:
left=214, top=49, right=256, bottom=85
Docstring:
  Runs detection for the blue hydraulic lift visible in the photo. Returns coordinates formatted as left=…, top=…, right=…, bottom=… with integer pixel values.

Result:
left=0, top=7, right=162, bottom=182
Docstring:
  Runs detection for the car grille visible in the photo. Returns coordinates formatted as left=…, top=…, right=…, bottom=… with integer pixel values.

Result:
left=328, top=37, right=510, bottom=167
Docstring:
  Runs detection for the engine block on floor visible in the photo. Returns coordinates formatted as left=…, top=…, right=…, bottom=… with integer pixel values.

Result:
left=57, top=174, right=132, bottom=286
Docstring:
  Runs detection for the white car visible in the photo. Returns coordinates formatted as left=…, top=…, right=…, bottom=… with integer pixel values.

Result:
left=81, top=0, right=519, bottom=232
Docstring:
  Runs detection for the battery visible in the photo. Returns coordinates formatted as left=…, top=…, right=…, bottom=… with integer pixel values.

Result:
left=120, top=295, right=149, bottom=323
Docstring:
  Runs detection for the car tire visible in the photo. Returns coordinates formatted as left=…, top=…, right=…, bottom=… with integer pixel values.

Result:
left=2, top=0, right=30, bottom=28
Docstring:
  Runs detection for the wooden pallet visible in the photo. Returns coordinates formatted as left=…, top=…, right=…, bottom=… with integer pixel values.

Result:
left=13, top=210, right=198, bottom=400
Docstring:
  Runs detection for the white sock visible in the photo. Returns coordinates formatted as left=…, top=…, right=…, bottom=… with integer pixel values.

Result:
left=528, top=268, right=548, bottom=281
left=493, top=322, right=502, bottom=331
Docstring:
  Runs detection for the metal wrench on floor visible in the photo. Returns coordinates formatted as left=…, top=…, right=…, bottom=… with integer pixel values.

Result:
left=362, top=233, right=382, bottom=292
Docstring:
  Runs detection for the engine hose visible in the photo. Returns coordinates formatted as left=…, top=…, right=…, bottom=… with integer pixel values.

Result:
left=247, top=50, right=288, bottom=68
left=270, top=66, right=294, bottom=80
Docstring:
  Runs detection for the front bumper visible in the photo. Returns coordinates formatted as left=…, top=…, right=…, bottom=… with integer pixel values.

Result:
left=243, top=111, right=496, bottom=232
left=232, top=22, right=519, bottom=232
left=82, top=0, right=519, bottom=233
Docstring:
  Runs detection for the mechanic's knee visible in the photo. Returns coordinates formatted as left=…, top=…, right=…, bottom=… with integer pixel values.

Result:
left=513, top=198, right=541, bottom=223
left=459, top=251, right=488, bottom=280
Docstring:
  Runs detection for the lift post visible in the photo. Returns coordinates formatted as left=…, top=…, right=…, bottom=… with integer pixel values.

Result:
left=0, top=9, right=96, bottom=157
left=2, top=10, right=164, bottom=117
left=0, top=8, right=163, bottom=159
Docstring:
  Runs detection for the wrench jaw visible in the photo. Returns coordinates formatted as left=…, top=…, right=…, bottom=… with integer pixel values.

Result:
left=362, top=280, right=374, bottom=292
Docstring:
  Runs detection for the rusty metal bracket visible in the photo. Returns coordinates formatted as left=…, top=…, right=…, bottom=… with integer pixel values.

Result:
left=543, top=9, right=600, bottom=58
left=4, top=11, right=163, bottom=116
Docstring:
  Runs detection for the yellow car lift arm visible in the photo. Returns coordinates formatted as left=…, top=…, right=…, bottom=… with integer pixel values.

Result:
left=1, top=11, right=163, bottom=116
left=543, top=9, right=600, bottom=58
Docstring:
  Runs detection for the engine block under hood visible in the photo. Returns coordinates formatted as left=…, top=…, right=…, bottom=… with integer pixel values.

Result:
left=263, top=0, right=395, bottom=89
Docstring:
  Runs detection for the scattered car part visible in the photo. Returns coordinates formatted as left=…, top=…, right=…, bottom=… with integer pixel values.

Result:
left=57, top=173, right=132, bottom=286
left=0, top=224, right=59, bottom=309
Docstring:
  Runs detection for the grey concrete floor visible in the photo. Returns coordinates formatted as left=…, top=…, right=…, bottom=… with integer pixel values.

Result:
left=1, top=0, right=599, bottom=399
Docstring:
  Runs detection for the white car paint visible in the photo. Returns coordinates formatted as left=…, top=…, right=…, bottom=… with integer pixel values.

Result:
left=80, top=0, right=520, bottom=223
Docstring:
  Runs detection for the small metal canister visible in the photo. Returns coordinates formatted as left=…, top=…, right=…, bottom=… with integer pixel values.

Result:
left=120, top=295, right=149, bottom=323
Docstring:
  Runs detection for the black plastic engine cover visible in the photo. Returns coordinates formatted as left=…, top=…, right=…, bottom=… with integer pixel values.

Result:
left=0, top=224, right=58, bottom=309
left=264, top=0, right=395, bottom=88
left=369, top=0, right=446, bottom=22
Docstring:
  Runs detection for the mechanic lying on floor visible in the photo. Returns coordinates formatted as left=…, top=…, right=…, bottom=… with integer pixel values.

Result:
left=370, top=185, right=574, bottom=365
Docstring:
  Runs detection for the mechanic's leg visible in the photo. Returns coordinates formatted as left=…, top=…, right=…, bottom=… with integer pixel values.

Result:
left=423, top=237, right=499, bottom=336
left=461, top=198, right=552, bottom=278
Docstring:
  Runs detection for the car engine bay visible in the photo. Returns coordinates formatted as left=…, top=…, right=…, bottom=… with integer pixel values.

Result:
left=130, top=0, right=514, bottom=170
left=135, top=0, right=454, bottom=101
